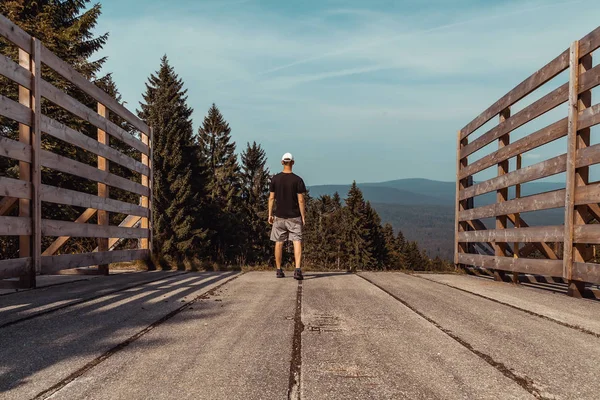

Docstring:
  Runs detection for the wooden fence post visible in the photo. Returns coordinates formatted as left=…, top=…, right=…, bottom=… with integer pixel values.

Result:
left=494, top=107, right=511, bottom=282
left=140, top=129, right=151, bottom=255
left=17, top=44, right=34, bottom=287
left=563, top=40, right=584, bottom=297
left=31, top=38, right=42, bottom=277
left=564, top=41, right=593, bottom=297
left=512, top=153, right=521, bottom=284
left=149, top=127, right=153, bottom=255
left=97, top=103, right=109, bottom=275
left=455, top=131, right=469, bottom=268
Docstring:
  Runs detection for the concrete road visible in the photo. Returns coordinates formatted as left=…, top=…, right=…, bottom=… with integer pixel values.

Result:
left=359, top=272, right=600, bottom=400
left=301, top=273, right=530, bottom=400
left=0, top=271, right=598, bottom=400
left=0, top=271, right=238, bottom=399
left=50, top=272, right=297, bottom=400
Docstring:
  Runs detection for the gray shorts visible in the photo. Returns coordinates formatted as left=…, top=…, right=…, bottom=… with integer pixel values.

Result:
left=271, top=217, right=303, bottom=242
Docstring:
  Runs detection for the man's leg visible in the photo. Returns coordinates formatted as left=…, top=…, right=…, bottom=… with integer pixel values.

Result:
left=275, top=241, right=284, bottom=269
left=293, top=241, right=302, bottom=269
left=292, top=241, right=303, bottom=280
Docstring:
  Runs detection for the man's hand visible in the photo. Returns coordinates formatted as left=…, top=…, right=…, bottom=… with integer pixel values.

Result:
left=302, top=216, right=306, bottom=226
left=269, top=215, right=274, bottom=225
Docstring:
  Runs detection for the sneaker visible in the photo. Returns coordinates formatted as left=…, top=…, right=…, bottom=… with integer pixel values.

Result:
left=276, top=269, right=285, bottom=278
left=293, top=269, right=304, bottom=280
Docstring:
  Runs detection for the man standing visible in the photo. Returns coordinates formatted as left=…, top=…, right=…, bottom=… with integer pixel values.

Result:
left=268, top=152, right=307, bottom=280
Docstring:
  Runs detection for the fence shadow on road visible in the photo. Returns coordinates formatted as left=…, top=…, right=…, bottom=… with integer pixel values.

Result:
left=302, top=272, right=353, bottom=280
left=0, top=271, right=237, bottom=396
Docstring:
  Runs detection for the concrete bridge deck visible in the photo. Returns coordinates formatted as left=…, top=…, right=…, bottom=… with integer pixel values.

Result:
left=0, top=271, right=598, bottom=400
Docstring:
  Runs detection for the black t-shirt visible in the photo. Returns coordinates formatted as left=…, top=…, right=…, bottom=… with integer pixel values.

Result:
left=270, top=172, right=307, bottom=218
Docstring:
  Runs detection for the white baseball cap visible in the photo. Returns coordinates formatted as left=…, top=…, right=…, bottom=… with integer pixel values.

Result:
left=282, top=152, right=294, bottom=161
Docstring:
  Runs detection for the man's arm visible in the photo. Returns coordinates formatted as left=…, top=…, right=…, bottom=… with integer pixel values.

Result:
left=298, top=193, right=306, bottom=225
left=268, top=192, right=275, bottom=224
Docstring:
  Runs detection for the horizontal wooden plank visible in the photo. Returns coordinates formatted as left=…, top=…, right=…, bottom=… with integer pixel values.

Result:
left=460, top=49, right=569, bottom=139
left=0, top=196, right=18, bottom=216
left=41, top=116, right=150, bottom=176
left=572, top=262, right=600, bottom=284
left=41, top=219, right=149, bottom=239
left=459, top=189, right=565, bottom=221
left=458, top=225, right=563, bottom=243
left=574, top=182, right=600, bottom=205
left=460, top=25, right=600, bottom=140
left=40, top=80, right=149, bottom=155
left=0, top=257, right=31, bottom=280
left=0, top=93, right=32, bottom=126
left=92, top=215, right=143, bottom=252
left=579, top=26, right=600, bottom=58
left=40, top=184, right=150, bottom=218
left=576, top=141, right=600, bottom=169
left=40, top=45, right=150, bottom=134
left=461, top=63, right=600, bottom=159
left=508, top=215, right=559, bottom=260
left=40, top=150, right=150, bottom=197
left=42, top=208, right=97, bottom=256
left=0, top=136, right=31, bottom=163
left=0, top=14, right=31, bottom=52
left=0, top=216, right=31, bottom=235
left=0, top=53, right=32, bottom=88
left=41, top=249, right=149, bottom=275
left=579, top=103, right=600, bottom=130
left=0, top=176, right=31, bottom=199
left=459, top=118, right=567, bottom=179
left=462, top=83, right=566, bottom=158
left=574, top=225, right=600, bottom=244
left=458, top=253, right=563, bottom=277
left=460, top=154, right=566, bottom=201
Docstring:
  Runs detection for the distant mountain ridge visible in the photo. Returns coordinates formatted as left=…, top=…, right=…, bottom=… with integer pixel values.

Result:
left=309, top=178, right=565, bottom=260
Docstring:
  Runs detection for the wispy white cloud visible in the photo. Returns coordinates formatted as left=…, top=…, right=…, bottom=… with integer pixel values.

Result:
left=96, top=0, right=600, bottom=184
left=247, top=0, right=587, bottom=82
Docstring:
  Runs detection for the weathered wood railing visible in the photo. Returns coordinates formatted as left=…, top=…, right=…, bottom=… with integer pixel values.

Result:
left=0, top=15, right=153, bottom=288
left=455, top=26, right=600, bottom=297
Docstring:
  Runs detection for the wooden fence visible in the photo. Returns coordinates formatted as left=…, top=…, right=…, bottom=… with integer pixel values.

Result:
left=455, top=26, right=600, bottom=297
left=0, top=15, right=152, bottom=288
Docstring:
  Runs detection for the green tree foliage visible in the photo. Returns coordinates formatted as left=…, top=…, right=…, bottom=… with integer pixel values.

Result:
left=197, top=104, right=243, bottom=263
left=300, top=184, right=445, bottom=271
left=364, top=202, right=387, bottom=269
left=138, top=56, right=208, bottom=261
left=240, top=141, right=271, bottom=263
left=343, top=182, right=373, bottom=271
left=382, top=223, right=405, bottom=269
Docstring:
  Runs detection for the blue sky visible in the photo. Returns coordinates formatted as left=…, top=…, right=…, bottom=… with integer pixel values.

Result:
left=95, top=0, right=600, bottom=185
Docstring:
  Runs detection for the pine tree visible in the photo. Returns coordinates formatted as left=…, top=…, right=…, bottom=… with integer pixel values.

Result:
left=138, top=56, right=207, bottom=261
left=383, top=223, right=405, bottom=270
left=326, top=194, right=343, bottom=268
left=343, top=182, right=372, bottom=271
left=197, top=104, right=243, bottom=263
left=0, top=1, right=108, bottom=79
left=240, top=142, right=271, bottom=263
left=404, top=241, right=423, bottom=270
left=364, top=202, right=387, bottom=270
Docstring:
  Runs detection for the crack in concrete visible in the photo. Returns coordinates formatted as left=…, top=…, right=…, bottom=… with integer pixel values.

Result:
left=415, top=274, right=600, bottom=339
left=31, top=272, right=242, bottom=400
left=288, top=280, right=304, bottom=400
left=357, top=274, right=549, bottom=400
